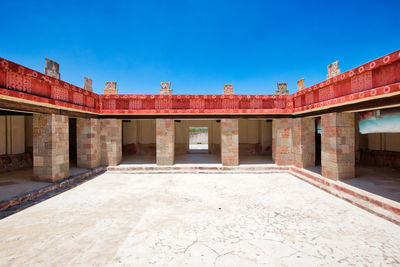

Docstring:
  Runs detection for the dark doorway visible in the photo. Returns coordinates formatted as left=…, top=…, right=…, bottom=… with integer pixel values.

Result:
left=69, top=118, right=77, bottom=167
left=315, top=118, right=321, bottom=166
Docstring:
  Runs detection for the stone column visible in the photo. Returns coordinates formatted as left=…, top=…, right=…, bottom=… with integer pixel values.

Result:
left=272, top=119, right=293, bottom=165
left=156, top=119, right=175, bottom=165
left=293, top=117, right=315, bottom=168
left=221, top=119, right=239, bottom=166
left=321, top=112, right=355, bottom=180
left=100, top=119, right=122, bottom=166
left=77, top=118, right=100, bottom=169
left=33, top=114, right=69, bottom=182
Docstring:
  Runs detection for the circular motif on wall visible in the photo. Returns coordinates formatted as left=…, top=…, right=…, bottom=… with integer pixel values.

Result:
left=370, top=89, right=377, bottom=96
left=383, top=56, right=390, bottom=64
left=326, top=80, right=331, bottom=85
left=384, top=86, right=391, bottom=94
left=369, top=62, right=376, bottom=69
left=327, top=100, right=331, bottom=105
left=334, top=99, right=338, bottom=104
left=340, top=74, right=346, bottom=80
left=349, top=70, right=355, bottom=77
left=358, top=66, right=364, bottom=73
left=1, top=60, right=9, bottom=69
left=350, top=95, right=355, bottom=100
left=31, top=71, right=38, bottom=78
left=359, top=92, right=365, bottom=98
left=150, top=95, right=155, bottom=99
left=212, top=95, right=216, bottom=99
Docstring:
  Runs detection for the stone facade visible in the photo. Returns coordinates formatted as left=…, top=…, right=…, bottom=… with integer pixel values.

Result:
left=103, top=81, right=117, bottom=95
left=223, top=84, right=234, bottom=95
left=156, top=119, right=175, bottom=165
left=276, top=83, right=289, bottom=95
left=297, top=78, right=305, bottom=91
left=33, top=114, right=69, bottom=182
left=321, top=112, right=355, bottom=180
left=272, top=119, right=293, bottom=165
left=292, top=117, right=315, bottom=168
left=221, top=119, right=238, bottom=166
left=84, top=77, right=93, bottom=92
left=44, top=58, right=60, bottom=79
left=77, top=118, right=100, bottom=168
left=159, top=82, right=172, bottom=95
left=327, top=61, right=341, bottom=79
left=100, top=119, right=122, bottom=166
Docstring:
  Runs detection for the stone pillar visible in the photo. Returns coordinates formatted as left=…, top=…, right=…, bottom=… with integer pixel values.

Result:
left=100, top=119, right=122, bottom=166
left=156, top=119, right=175, bottom=165
left=272, top=119, right=293, bottom=165
left=293, top=117, right=315, bottom=168
left=103, top=81, right=117, bottom=95
left=221, top=119, right=239, bottom=166
left=321, top=112, right=355, bottom=180
left=33, top=114, right=69, bottom=182
left=77, top=118, right=100, bottom=169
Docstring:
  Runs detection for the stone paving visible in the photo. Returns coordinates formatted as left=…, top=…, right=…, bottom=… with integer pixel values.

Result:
left=0, top=172, right=400, bottom=266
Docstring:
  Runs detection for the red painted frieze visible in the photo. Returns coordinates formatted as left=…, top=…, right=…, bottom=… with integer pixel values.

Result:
left=0, top=49, right=399, bottom=115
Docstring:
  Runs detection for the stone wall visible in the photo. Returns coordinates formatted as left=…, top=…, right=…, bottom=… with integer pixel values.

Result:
left=156, top=119, right=175, bottom=165
left=292, top=117, right=315, bottom=168
left=321, top=112, right=355, bottom=180
left=272, top=119, right=293, bottom=165
left=77, top=118, right=101, bottom=169
left=33, top=114, right=69, bottom=182
left=100, top=119, right=122, bottom=166
left=0, top=153, right=32, bottom=173
left=221, top=119, right=239, bottom=166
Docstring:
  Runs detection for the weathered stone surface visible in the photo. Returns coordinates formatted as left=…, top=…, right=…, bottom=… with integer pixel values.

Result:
left=276, top=83, right=289, bottom=95
left=44, top=58, right=60, bottom=79
left=33, top=114, right=69, bottom=182
left=83, top=77, right=93, bottom=92
left=292, top=117, right=315, bottom=168
left=321, top=112, right=355, bottom=180
left=221, top=119, right=238, bottom=165
left=222, top=84, right=234, bottom=95
left=103, top=81, right=117, bottom=95
left=156, top=119, right=175, bottom=165
left=100, top=119, right=121, bottom=166
left=297, top=78, right=305, bottom=91
left=272, top=118, right=293, bottom=165
left=77, top=118, right=100, bottom=168
left=327, top=61, right=341, bottom=79
left=159, top=82, right=172, bottom=95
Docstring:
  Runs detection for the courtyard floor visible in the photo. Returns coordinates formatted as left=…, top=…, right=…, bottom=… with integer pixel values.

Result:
left=0, top=172, right=399, bottom=266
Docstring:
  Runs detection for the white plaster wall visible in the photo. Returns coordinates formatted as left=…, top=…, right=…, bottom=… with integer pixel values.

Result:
left=123, top=120, right=137, bottom=145
left=261, top=120, right=272, bottom=151
left=4, top=116, right=25, bottom=155
left=122, top=120, right=156, bottom=145
left=25, top=116, right=33, bottom=151
left=0, top=117, right=5, bottom=155
left=366, top=133, right=400, bottom=152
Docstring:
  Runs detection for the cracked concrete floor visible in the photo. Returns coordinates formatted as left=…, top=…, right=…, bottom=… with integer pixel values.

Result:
left=0, top=173, right=400, bottom=266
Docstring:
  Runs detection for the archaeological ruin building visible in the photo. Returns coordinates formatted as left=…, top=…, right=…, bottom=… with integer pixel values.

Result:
left=0, top=50, right=399, bottom=224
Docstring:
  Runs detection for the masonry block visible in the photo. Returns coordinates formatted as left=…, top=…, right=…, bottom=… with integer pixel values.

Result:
left=272, top=118, right=293, bottom=165
left=77, top=118, right=100, bottom=168
left=221, top=119, right=239, bottom=166
left=292, top=117, right=315, bottom=168
left=33, top=114, right=69, bottom=182
left=156, top=119, right=175, bottom=165
left=100, top=119, right=122, bottom=166
left=321, top=112, right=355, bottom=180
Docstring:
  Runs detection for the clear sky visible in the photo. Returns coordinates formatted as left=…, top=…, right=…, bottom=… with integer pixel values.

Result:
left=1, top=0, right=399, bottom=95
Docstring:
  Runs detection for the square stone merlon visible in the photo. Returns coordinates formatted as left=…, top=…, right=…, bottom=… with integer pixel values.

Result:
left=84, top=77, right=93, bottom=92
left=297, top=78, right=305, bottom=91
left=44, top=58, right=60, bottom=79
left=223, top=84, right=234, bottom=95
left=327, top=60, right=341, bottom=79
left=276, top=82, right=289, bottom=95
left=159, top=82, right=172, bottom=95
left=104, top=81, right=117, bottom=95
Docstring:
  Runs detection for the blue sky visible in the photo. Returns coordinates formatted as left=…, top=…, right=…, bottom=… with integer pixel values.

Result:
left=1, top=0, right=399, bottom=95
